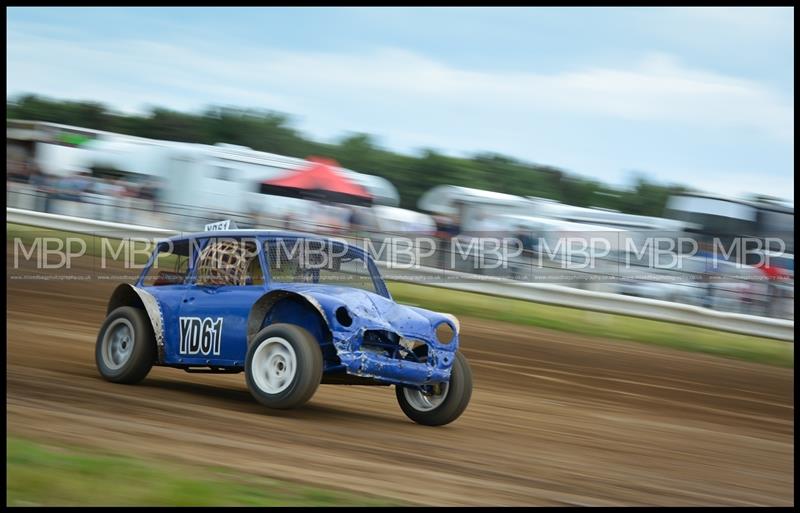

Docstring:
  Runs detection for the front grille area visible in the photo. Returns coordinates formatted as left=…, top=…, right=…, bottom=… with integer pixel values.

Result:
left=361, top=330, right=428, bottom=363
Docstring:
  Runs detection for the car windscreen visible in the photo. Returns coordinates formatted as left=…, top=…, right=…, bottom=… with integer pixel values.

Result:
left=141, top=240, right=192, bottom=286
left=264, top=237, right=378, bottom=294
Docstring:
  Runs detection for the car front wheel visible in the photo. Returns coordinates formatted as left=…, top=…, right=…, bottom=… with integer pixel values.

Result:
left=245, top=323, right=323, bottom=410
left=396, top=351, right=472, bottom=426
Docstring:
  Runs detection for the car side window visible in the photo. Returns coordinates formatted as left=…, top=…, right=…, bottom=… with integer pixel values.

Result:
left=264, top=238, right=305, bottom=283
left=195, top=237, right=263, bottom=287
left=264, top=237, right=377, bottom=293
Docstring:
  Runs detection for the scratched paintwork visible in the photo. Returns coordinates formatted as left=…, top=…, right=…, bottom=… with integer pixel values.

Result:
left=273, top=283, right=458, bottom=385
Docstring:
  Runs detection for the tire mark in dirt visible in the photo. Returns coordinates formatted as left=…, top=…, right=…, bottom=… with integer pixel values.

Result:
left=6, top=278, right=794, bottom=505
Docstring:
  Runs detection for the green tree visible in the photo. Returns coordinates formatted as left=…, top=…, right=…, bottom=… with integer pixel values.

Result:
left=7, top=94, right=691, bottom=217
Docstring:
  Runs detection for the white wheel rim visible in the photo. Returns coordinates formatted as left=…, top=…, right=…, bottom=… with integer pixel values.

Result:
left=102, top=318, right=135, bottom=370
left=403, top=382, right=449, bottom=412
left=252, top=337, right=297, bottom=394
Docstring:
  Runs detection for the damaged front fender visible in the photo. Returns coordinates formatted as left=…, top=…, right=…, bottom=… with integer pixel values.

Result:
left=264, top=284, right=460, bottom=387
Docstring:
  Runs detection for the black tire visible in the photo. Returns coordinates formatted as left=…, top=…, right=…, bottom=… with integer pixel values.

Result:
left=396, top=351, right=473, bottom=426
left=245, top=323, right=323, bottom=410
left=95, top=306, right=156, bottom=384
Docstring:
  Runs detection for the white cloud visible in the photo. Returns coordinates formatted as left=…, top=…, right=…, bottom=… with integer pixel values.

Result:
left=673, top=6, right=793, bottom=35
left=7, top=28, right=793, bottom=143
left=6, top=25, right=794, bottom=200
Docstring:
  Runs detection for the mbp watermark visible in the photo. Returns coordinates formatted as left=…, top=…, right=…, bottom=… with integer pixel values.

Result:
left=13, top=236, right=87, bottom=269
left=7, top=229, right=793, bottom=284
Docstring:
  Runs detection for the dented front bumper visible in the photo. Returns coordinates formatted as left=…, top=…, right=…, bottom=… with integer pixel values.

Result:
left=338, top=349, right=453, bottom=386
left=332, top=330, right=458, bottom=387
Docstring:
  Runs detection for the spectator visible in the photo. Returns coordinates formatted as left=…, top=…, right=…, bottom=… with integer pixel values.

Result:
left=346, top=206, right=368, bottom=238
left=28, top=166, right=51, bottom=212
left=433, top=215, right=460, bottom=269
left=514, top=223, right=538, bottom=254
left=701, top=271, right=715, bottom=309
left=7, top=157, right=29, bottom=184
left=138, top=179, right=162, bottom=221
left=114, top=178, right=134, bottom=223
left=91, top=176, right=125, bottom=223
left=282, top=211, right=295, bottom=230
left=7, top=157, right=33, bottom=209
left=756, top=260, right=789, bottom=317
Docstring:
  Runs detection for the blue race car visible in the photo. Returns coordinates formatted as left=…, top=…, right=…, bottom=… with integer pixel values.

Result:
left=96, top=229, right=472, bottom=426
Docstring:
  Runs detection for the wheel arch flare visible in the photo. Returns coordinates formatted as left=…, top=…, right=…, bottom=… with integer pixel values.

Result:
left=107, top=283, right=165, bottom=361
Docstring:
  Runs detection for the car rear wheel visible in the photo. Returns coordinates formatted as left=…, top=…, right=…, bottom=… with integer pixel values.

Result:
left=396, top=351, right=472, bottom=426
left=95, top=306, right=156, bottom=384
left=245, top=323, right=323, bottom=410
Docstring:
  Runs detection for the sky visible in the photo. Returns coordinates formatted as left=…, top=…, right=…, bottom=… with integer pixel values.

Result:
left=6, top=7, right=795, bottom=202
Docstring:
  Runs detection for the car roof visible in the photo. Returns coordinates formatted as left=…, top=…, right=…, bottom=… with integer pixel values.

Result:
left=163, top=229, right=369, bottom=256
left=167, top=229, right=319, bottom=241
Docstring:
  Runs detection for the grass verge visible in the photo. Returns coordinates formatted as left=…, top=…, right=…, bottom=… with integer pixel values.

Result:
left=6, top=436, right=400, bottom=506
left=388, top=281, right=793, bottom=368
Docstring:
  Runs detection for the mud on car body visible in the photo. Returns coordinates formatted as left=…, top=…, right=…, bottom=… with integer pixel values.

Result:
left=96, top=229, right=472, bottom=426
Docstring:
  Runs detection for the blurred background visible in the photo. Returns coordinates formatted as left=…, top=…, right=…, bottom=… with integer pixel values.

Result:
left=6, top=101, right=794, bottom=319
left=5, top=6, right=794, bottom=507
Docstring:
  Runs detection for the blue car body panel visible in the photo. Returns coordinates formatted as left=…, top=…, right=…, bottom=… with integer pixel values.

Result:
left=131, top=230, right=459, bottom=387
left=152, top=285, right=265, bottom=366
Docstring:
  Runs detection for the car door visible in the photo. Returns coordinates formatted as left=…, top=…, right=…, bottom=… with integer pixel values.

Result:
left=138, top=239, right=195, bottom=356
left=169, top=236, right=267, bottom=367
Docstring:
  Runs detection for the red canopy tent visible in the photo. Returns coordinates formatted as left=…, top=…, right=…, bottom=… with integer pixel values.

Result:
left=755, top=261, right=790, bottom=281
left=259, top=157, right=373, bottom=207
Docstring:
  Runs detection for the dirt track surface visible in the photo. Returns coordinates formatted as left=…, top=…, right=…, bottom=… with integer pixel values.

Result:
left=6, top=277, right=794, bottom=506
